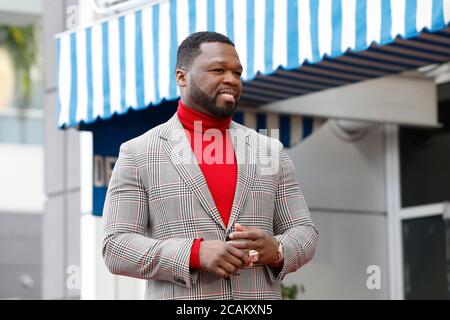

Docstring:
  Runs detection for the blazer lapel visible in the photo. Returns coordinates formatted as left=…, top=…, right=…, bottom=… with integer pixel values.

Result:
left=226, top=121, right=256, bottom=233
left=160, top=114, right=226, bottom=231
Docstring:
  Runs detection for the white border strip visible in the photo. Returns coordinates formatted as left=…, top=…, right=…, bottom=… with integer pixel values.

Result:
left=385, top=124, right=403, bottom=300
left=399, top=202, right=448, bottom=220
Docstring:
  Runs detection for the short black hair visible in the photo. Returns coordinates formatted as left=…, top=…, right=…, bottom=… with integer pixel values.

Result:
left=176, top=31, right=235, bottom=69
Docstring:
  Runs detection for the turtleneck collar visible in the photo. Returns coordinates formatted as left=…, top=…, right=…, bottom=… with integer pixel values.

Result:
left=176, top=100, right=233, bottom=133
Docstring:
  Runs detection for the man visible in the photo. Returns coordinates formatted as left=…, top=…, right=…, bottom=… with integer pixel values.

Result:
left=102, top=31, right=318, bottom=300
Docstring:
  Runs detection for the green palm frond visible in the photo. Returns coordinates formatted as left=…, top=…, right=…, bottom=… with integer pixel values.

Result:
left=281, top=283, right=299, bottom=300
left=0, top=24, right=38, bottom=111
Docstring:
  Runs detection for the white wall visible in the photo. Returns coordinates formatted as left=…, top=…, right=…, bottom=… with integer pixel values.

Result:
left=289, top=121, right=386, bottom=213
left=284, top=210, right=389, bottom=299
left=284, top=121, right=389, bottom=299
left=0, top=144, right=44, bottom=214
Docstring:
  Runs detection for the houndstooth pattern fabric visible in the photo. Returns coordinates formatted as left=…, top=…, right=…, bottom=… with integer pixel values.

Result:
left=102, top=113, right=318, bottom=300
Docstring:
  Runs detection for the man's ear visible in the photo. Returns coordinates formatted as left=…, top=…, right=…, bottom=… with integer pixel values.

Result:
left=176, top=69, right=187, bottom=87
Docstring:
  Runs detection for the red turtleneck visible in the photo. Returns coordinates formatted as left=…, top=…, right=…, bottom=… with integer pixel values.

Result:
left=177, top=100, right=238, bottom=269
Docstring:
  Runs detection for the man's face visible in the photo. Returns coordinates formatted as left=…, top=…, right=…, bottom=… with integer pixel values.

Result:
left=177, top=42, right=243, bottom=119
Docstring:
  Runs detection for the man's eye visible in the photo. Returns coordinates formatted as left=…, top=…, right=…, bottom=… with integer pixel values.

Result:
left=234, top=71, right=242, bottom=77
left=212, top=68, right=224, bottom=73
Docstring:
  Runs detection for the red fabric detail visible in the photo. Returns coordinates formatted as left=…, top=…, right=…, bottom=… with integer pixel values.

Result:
left=189, top=238, right=204, bottom=269
left=177, top=100, right=238, bottom=228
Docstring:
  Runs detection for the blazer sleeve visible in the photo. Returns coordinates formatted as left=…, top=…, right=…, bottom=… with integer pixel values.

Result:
left=266, top=145, right=319, bottom=283
left=102, top=142, right=199, bottom=288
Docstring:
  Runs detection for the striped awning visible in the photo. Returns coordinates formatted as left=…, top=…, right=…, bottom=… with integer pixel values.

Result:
left=56, top=0, right=450, bottom=128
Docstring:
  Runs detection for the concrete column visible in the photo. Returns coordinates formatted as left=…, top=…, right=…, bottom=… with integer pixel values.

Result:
left=42, top=0, right=80, bottom=299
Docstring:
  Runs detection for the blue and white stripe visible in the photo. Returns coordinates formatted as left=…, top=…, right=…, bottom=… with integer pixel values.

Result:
left=56, top=0, right=450, bottom=128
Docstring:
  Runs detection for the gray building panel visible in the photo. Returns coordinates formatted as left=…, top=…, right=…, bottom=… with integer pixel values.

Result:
left=42, top=0, right=81, bottom=299
left=0, top=213, right=42, bottom=299
left=288, top=121, right=386, bottom=214
left=44, top=91, right=65, bottom=195
left=42, top=195, right=65, bottom=299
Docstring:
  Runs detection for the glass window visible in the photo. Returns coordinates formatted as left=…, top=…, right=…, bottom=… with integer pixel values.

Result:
left=400, top=97, right=450, bottom=208
left=402, top=215, right=448, bottom=299
left=0, top=24, right=43, bottom=145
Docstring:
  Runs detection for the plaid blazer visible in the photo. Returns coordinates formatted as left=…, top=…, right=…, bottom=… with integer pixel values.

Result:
left=102, top=113, right=318, bottom=300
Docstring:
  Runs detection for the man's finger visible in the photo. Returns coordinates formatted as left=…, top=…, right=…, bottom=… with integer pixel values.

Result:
left=235, top=223, right=257, bottom=231
left=234, top=223, right=248, bottom=231
left=227, top=245, right=250, bottom=265
left=226, top=254, right=245, bottom=269
left=228, top=240, right=253, bottom=250
left=229, top=230, right=258, bottom=240
left=216, top=267, right=231, bottom=279
left=221, top=261, right=238, bottom=274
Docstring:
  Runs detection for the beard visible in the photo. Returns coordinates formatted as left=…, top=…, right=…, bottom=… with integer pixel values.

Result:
left=189, top=79, right=239, bottom=119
